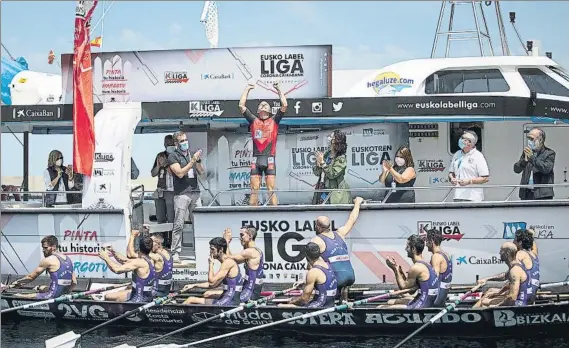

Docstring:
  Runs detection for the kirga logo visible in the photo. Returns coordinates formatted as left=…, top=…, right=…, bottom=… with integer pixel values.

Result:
left=367, top=72, right=414, bottom=96
left=164, top=71, right=189, bottom=84
left=418, top=160, right=445, bottom=173
left=94, top=153, right=114, bottom=162
left=502, top=222, right=527, bottom=239
left=189, top=101, right=224, bottom=116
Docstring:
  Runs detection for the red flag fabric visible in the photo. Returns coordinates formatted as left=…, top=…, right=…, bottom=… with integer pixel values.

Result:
left=72, top=1, right=98, bottom=176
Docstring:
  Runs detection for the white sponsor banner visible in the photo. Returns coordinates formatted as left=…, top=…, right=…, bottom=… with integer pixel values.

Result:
left=193, top=205, right=569, bottom=284
left=1, top=212, right=127, bottom=278
left=61, top=45, right=332, bottom=103
left=82, top=103, right=141, bottom=210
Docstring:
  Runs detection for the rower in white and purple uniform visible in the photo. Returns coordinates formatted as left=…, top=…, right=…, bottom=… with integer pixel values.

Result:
left=406, top=260, right=440, bottom=309
left=514, top=229, right=540, bottom=303
left=379, top=234, right=440, bottom=309
left=128, top=254, right=157, bottom=303
left=475, top=242, right=531, bottom=308
left=12, top=235, right=76, bottom=299
left=98, top=235, right=157, bottom=303
left=150, top=233, right=173, bottom=298
left=278, top=242, right=338, bottom=309
left=183, top=237, right=243, bottom=306
left=223, top=226, right=265, bottom=302
left=311, top=197, right=363, bottom=301
left=425, top=229, right=453, bottom=307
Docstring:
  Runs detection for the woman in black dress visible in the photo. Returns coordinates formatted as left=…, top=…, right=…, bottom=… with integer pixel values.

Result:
left=379, top=145, right=417, bottom=203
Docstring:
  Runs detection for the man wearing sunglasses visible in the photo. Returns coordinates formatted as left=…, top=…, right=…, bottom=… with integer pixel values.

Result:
left=223, top=225, right=265, bottom=302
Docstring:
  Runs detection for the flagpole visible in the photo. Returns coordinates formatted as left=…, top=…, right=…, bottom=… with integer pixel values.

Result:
left=100, top=0, right=105, bottom=52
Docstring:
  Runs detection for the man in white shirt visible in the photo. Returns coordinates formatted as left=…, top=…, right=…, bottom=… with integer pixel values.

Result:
left=448, top=131, right=489, bottom=202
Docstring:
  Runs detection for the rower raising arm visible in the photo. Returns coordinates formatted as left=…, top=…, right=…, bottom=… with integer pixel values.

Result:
left=223, top=226, right=265, bottom=302
left=310, top=197, right=362, bottom=301
left=336, top=196, right=363, bottom=238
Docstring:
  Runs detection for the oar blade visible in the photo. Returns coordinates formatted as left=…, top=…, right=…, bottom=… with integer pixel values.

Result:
left=45, top=331, right=80, bottom=348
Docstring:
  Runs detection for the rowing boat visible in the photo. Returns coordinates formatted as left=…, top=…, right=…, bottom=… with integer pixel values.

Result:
left=2, top=293, right=568, bottom=338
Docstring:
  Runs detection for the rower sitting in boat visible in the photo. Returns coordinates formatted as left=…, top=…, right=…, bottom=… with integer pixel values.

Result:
left=378, top=234, right=440, bottom=309
left=11, top=235, right=76, bottom=299
left=149, top=232, right=173, bottom=297
left=98, top=234, right=156, bottom=303
left=425, top=228, right=453, bottom=307
left=182, top=237, right=243, bottom=305
left=310, top=197, right=362, bottom=301
left=223, top=225, right=265, bottom=302
left=475, top=242, right=531, bottom=307
left=514, top=229, right=539, bottom=303
left=278, top=242, right=338, bottom=308
left=475, top=229, right=540, bottom=305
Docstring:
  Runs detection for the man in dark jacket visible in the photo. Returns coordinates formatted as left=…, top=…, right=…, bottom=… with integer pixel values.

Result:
left=513, top=127, right=555, bottom=200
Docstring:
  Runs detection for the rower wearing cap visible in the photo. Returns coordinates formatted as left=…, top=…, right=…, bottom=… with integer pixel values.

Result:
left=514, top=229, right=539, bottom=303
left=379, top=234, right=440, bottom=309
left=475, top=242, right=531, bottom=307
left=11, top=235, right=76, bottom=299
left=311, top=197, right=362, bottom=301
left=183, top=237, right=243, bottom=305
left=223, top=225, right=265, bottom=302
left=278, top=242, right=338, bottom=308
left=425, top=228, right=453, bottom=307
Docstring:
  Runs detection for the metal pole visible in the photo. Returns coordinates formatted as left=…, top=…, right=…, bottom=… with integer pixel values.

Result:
left=478, top=1, right=494, bottom=56
left=471, top=1, right=485, bottom=56
left=431, top=1, right=447, bottom=58
left=23, top=131, right=29, bottom=201
left=445, top=2, right=456, bottom=57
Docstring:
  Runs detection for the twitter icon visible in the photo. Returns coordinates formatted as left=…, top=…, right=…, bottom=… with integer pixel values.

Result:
left=332, top=102, right=343, bottom=112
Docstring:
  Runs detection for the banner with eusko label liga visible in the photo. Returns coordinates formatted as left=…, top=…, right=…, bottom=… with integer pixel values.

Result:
left=60, top=45, right=332, bottom=103
left=192, top=205, right=569, bottom=284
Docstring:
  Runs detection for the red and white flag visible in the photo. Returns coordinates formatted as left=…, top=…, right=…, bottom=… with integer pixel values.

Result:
left=72, top=0, right=98, bottom=177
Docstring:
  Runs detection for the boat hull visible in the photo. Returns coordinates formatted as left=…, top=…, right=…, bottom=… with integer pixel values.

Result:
left=2, top=296, right=568, bottom=338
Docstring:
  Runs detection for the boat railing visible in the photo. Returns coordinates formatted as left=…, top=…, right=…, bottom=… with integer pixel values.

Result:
left=204, top=182, right=569, bottom=207
left=2, top=183, right=568, bottom=210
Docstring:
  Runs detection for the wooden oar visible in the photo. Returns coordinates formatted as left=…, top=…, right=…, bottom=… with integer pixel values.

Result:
left=1, top=283, right=128, bottom=314
left=45, top=288, right=190, bottom=348
left=127, top=286, right=298, bottom=348
left=391, top=283, right=485, bottom=348
left=155, top=288, right=413, bottom=348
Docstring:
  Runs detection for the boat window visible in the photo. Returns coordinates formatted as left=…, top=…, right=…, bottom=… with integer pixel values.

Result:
left=449, top=122, right=483, bottom=154
left=548, top=66, right=569, bottom=83
left=518, top=68, right=569, bottom=97
left=425, top=69, right=510, bottom=94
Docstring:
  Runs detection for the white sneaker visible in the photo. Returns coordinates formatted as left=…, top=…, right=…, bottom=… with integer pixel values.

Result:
left=172, top=253, right=181, bottom=263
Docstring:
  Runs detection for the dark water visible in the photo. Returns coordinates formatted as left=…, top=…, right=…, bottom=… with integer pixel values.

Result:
left=1, top=320, right=566, bottom=348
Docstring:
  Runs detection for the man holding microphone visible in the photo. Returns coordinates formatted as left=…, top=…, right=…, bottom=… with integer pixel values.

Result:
left=168, top=131, right=205, bottom=263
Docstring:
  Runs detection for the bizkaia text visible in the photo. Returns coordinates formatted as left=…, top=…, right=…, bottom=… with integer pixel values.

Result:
left=241, top=220, right=338, bottom=267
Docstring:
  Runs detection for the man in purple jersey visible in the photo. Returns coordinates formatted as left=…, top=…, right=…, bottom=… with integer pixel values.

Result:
left=12, top=235, right=76, bottom=299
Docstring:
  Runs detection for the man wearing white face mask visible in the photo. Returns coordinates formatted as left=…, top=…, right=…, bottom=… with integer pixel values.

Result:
left=513, top=127, right=555, bottom=200
left=448, top=130, right=489, bottom=202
